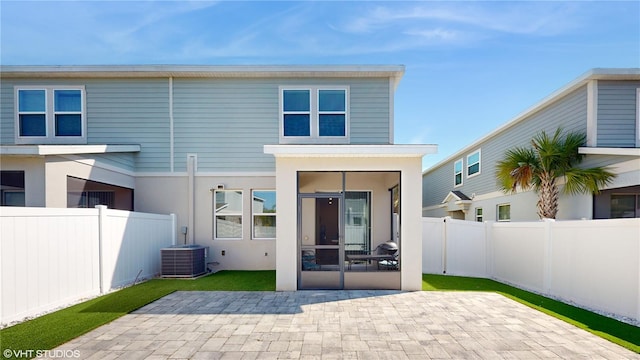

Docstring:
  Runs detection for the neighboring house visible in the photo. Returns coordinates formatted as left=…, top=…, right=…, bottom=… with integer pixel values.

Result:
left=0, top=65, right=436, bottom=291
left=423, top=68, right=640, bottom=221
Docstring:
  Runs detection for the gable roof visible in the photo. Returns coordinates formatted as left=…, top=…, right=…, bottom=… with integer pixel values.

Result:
left=423, top=68, right=640, bottom=175
left=442, top=190, right=472, bottom=203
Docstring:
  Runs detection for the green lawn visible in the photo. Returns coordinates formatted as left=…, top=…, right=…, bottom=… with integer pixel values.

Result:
left=423, top=274, right=640, bottom=353
left=1, top=271, right=638, bottom=356
left=0, top=271, right=275, bottom=355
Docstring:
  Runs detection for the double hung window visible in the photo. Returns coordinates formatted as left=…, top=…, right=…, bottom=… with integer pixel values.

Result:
left=252, top=190, right=276, bottom=239
left=475, top=208, right=483, bottom=222
left=280, top=86, right=348, bottom=143
left=214, top=190, right=243, bottom=239
left=16, top=86, right=85, bottom=144
left=467, top=149, right=481, bottom=177
left=454, top=159, right=463, bottom=187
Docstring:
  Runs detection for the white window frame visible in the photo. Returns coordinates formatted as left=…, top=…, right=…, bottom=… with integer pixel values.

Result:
left=14, top=86, right=87, bottom=145
left=279, top=85, right=349, bottom=144
left=467, top=149, right=481, bottom=178
left=475, top=207, right=483, bottom=222
left=454, top=158, right=463, bottom=187
left=214, top=190, right=244, bottom=240
left=497, top=203, right=511, bottom=222
left=252, top=189, right=276, bottom=240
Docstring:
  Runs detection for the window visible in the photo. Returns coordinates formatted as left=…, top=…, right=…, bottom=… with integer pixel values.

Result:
left=252, top=190, right=276, bottom=239
left=475, top=208, right=483, bottom=222
left=214, top=190, right=243, bottom=239
left=467, top=149, right=481, bottom=177
left=1, top=171, right=25, bottom=206
left=69, top=191, right=115, bottom=208
left=454, top=159, right=463, bottom=186
left=283, top=89, right=311, bottom=136
left=497, top=203, right=510, bottom=222
left=345, top=191, right=371, bottom=252
left=280, top=86, right=348, bottom=143
left=66, top=176, right=133, bottom=211
left=318, top=90, right=346, bottom=136
left=611, top=194, right=638, bottom=218
left=15, top=86, right=85, bottom=144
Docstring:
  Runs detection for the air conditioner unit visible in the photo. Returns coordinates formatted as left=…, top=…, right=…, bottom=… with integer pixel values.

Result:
left=161, top=245, right=208, bottom=278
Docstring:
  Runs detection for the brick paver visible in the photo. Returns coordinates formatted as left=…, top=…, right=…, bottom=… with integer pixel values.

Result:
left=41, top=291, right=638, bottom=359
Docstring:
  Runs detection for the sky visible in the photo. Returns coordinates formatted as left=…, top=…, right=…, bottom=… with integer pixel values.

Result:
left=1, top=1, right=639, bottom=169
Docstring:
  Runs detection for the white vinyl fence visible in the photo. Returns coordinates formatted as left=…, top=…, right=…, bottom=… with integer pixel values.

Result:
left=423, top=217, right=640, bottom=323
left=1, top=206, right=176, bottom=325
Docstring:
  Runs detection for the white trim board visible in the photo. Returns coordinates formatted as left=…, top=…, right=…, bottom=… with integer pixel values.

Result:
left=0, top=144, right=141, bottom=156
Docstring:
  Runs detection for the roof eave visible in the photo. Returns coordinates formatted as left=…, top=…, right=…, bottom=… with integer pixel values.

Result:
left=0, top=65, right=406, bottom=81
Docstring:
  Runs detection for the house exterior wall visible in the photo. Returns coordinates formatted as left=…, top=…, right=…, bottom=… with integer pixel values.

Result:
left=423, top=73, right=640, bottom=221
left=423, top=86, right=588, bottom=219
left=43, top=155, right=135, bottom=208
left=596, top=80, right=640, bottom=148
left=171, top=78, right=391, bottom=172
left=273, top=156, right=423, bottom=291
left=135, top=174, right=277, bottom=271
left=1, top=66, right=436, bottom=291
left=0, top=156, right=45, bottom=206
left=0, top=78, right=171, bottom=171
left=1, top=75, right=392, bottom=172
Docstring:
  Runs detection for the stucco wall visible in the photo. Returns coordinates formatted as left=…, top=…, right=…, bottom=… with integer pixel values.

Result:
left=273, top=156, right=423, bottom=291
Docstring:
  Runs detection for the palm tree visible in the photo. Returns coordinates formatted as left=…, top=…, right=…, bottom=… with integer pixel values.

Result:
left=496, top=128, right=615, bottom=219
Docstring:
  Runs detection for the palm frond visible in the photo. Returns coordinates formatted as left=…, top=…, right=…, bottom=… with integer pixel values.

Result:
left=495, top=147, right=538, bottom=193
left=563, top=167, right=616, bottom=195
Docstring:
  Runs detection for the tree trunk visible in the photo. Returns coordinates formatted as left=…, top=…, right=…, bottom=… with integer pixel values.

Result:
left=537, top=172, right=558, bottom=219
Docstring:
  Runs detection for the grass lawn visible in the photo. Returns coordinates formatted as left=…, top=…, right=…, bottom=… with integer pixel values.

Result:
left=0, top=271, right=275, bottom=356
left=1, top=271, right=637, bottom=356
left=423, top=274, right=640, bottom=353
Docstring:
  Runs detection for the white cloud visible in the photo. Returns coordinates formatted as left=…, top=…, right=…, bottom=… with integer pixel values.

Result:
left=337, top=2, right=581, bottom=37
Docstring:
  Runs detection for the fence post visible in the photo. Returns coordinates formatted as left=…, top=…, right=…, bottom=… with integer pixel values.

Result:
left=484, top=220, right=494, bottom=279
left=96, top=205, right=108, bottom=294
left=543, top=218, right=554, bottom=295
left=442, top=216, right=450, bottom=274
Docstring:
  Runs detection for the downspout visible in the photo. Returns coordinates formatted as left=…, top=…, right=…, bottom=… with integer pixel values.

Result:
left=187, top=154, right=197, bottom=244
left=169, top=76, right=174, bottom=172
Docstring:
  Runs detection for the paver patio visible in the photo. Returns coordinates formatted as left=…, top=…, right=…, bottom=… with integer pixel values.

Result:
left=41, top=291, right=638, bottom=359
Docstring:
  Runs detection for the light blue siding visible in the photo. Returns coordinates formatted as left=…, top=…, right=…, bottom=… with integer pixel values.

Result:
left=0, top=78, right=170, bottom=171
left=423, top=86, right=588, bottom=208
left=91, top=153, right=136, bottom=172
left=172, top=78, right=390, bottom=172
left=2, top=76, right=391, bottom=173
left=0, top=80, right=14, bottom=144
left=597, top=80, right=639, bottom=148
left=85, top=79, right=171, bottom=172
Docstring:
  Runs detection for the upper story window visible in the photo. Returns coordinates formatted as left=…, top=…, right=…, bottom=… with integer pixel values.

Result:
left=467, top=149, right=481, bottom=177
left=280, top=86, right=349, bottom=144
left=15, top=86, right=86, bottom=144
left=454, top=159, right=463, bottom=187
